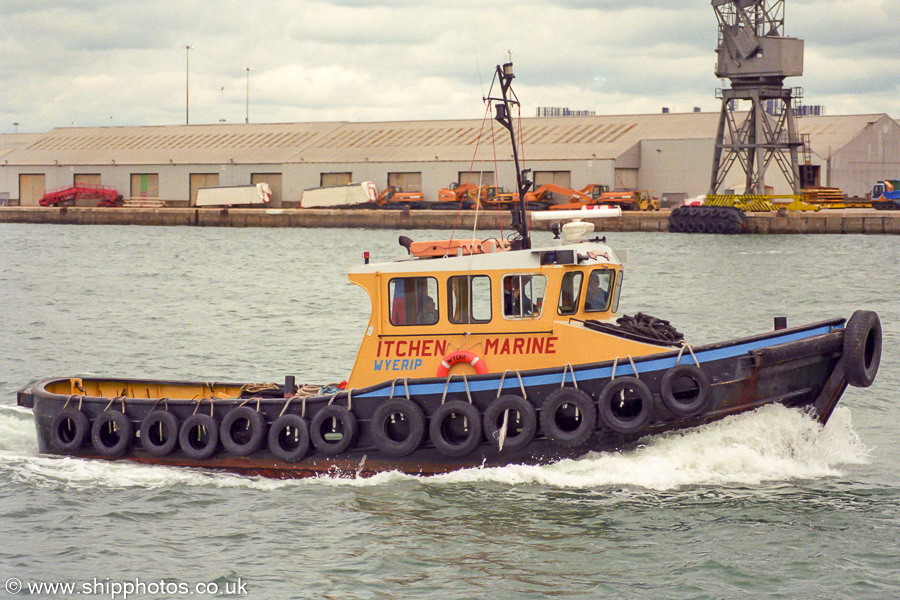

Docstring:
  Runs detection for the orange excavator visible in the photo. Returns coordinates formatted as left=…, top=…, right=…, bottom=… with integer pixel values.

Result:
left=376, top=186, right=425, bottom=208
left=437, top=182, right=480, bottom=208
left=539, top=183, right=659, bottom=211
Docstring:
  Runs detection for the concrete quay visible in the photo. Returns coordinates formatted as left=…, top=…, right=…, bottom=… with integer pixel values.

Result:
left=0, top=206, right=898, bottom=234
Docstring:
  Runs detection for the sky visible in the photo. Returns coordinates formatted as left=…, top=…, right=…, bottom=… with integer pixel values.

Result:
left=2, top=0, right=899, bottom=134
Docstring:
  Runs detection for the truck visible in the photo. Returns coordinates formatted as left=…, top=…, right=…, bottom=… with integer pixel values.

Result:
left=195, top=183, right=272, bottom=207
left=871, top=180, right=900, bottom=210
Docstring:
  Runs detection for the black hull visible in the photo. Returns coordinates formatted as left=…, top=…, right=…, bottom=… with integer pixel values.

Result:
left=17, top=314, right=881, bottom=478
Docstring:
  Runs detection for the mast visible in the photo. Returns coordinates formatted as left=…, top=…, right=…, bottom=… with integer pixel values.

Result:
left=491, top=62, right=533, bottom=250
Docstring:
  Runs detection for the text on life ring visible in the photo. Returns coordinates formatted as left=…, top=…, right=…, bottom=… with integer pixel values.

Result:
left=436, top=351, right=488, bottom=377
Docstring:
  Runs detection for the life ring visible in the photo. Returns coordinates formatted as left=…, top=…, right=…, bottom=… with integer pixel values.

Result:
left=268, top=414, right=310, bottom=462
left=310, top=405, right=358, bottom=455
left=139, top=410, right=180, bottom=457
left=220, top=406, right=267, bottom=456
left=483, top=395, right=536, bottom=452
left=429, top=401, right=483, bottom=457
left=371, top=398, right=426, bottom=457
left=50, top=407, right=90, bottom=452
left=660, top=364, right=712, bottom=417
left=843, top=310, right=882, bottom=388
left=91, top=411, right=134, bottom=457
left=539, top=388, right=598, bottom=448
left=598, top=377, right=654, bottom=434
left=436, top=351, right=488, bottom=377
left=178, top=413, right=219, bottom=460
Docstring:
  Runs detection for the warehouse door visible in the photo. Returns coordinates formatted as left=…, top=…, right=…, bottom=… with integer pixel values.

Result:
left=251, top=173, right=283, bottom=207
left=74, top=173, right=101, bottom=187
left=614, top=168, right=638, bottom=190
left=131, top=173, right=160, bottom=199
left=534, top=170, right=572, bottom=202
left=387, top=172, right=422, bottom=192
left=189, top=173, right=219, bottom=206
left=19, top=174, right=46, bottom=206
left=320, top=172, right=352, bottom=187
left=457, top=171, right=495, bottom=186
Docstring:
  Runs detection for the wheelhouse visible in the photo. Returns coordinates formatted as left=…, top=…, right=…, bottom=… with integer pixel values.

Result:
left=344, top=238, right=653, bottom=389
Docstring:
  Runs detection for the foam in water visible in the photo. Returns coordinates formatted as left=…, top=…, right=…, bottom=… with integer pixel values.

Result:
left=0, top=404, right=868, bottom=491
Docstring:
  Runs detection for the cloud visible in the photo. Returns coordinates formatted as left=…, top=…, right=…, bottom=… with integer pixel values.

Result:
left=0, top=0, right=898, bottom=133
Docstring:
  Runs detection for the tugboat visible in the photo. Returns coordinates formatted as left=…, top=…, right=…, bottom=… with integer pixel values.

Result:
left=17, top=63, right=882, bottom=478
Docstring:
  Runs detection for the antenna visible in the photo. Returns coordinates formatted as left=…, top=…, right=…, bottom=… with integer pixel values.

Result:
left=709, top=0, right=804, bottom=195
left=489, top=62, right=532, bottom=250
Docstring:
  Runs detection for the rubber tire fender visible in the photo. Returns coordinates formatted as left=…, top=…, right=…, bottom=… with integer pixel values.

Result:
left=91, top=411, right=134, bottom=457
left=178, top=413, right=219, bottom=460
left=539, top=388, right=598, bottom=448
left=482, top=395, right=537, bottom=452
left=429, top=401, right=483, bottom=457
left=50, top=407, right=90, bottom=453
left=139, top=410, right=180, bottom=457
left=598, top=377, right=654, bottom=434
left=220, top=406, right=267, bottom=456
left=843, top=310, right=882, bottom=388
left=310, top=405, right=358, bottom=455
left=660, top=364, right=712, bottom=417
left=370, top=398, right=426, bottom=457
left=267, top=414, right=311, bottom=462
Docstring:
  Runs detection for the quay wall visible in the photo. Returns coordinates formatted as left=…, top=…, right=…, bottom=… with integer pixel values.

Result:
left=1, top=206, right=899, bottom=234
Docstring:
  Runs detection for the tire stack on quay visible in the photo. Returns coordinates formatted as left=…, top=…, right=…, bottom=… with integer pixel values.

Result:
left=667, top=206, right=748, bottom=234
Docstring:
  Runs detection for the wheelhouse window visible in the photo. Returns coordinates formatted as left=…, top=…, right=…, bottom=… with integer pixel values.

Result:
left=611, top=271, right=623, bottom=314
left=448, top=275, right=492, bottom=324
left=389, top=277, right=438, bottom=326
left=585, top=269, right=615, bottom=312
left=558, top=271, right=583, bottom=316
left=503, top=274, right=546, bottom=319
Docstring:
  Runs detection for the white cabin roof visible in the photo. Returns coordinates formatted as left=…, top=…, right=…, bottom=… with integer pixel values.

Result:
left=349, top=240, right=622, bottom=276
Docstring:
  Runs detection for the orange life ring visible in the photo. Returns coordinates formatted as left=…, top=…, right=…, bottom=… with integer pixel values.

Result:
left=436, top=351, right=488, bottom=377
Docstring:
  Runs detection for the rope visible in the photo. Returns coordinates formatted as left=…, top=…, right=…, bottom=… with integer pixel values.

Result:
left=609, top=356, right=639, bottom=379
left=675, top=343, right=701, bottom=367
left=104, top=396, right=126, bottom=413
left=238, top=382, right=280, bottom=397
left=149, top=397, right=170, bottom=413
left=515, top=369, right=527, bottom=400
left=279, top=395, right=309, bottom=419
left=496, top=370, right=509, bottom=399
left=279, top=395, right=296, bottom=418
left=389, top=378, right=411, bottom=402
left=192, top=397, right=215, bottom=417
left=327, top=389, right=353, bottom=411
left=238, top=396, right=262, bottom=411
left=561, top=363, right=578, bottom=389
left=63, top=394, right=85, bottom=411
left=440, top=373, right=473, bottom=405
left=628, top=355, right=640, bottom=379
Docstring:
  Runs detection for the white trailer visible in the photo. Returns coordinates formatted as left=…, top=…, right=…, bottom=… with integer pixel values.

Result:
left=300, top=182, right=377, bottom=208
left=195, top=183, right=272, bottom=207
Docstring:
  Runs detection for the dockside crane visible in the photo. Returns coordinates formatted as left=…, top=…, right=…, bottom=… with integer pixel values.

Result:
left=709, top=0, right=804, bottom=197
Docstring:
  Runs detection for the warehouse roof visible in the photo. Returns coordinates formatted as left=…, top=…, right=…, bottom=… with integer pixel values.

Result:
left=0, top=113, right=894, bottom=166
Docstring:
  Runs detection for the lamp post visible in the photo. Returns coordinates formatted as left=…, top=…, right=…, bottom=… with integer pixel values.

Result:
left=244, top=67, right=252, bottom=124
left=183, top=44, right=193, bottom=125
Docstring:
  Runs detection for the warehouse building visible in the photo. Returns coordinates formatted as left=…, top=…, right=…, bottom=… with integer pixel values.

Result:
left=1, top=112, right=898, bottom=207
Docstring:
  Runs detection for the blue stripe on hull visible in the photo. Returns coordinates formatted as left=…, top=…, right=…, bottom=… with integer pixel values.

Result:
left=356, top=323, right=841, bottom=399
